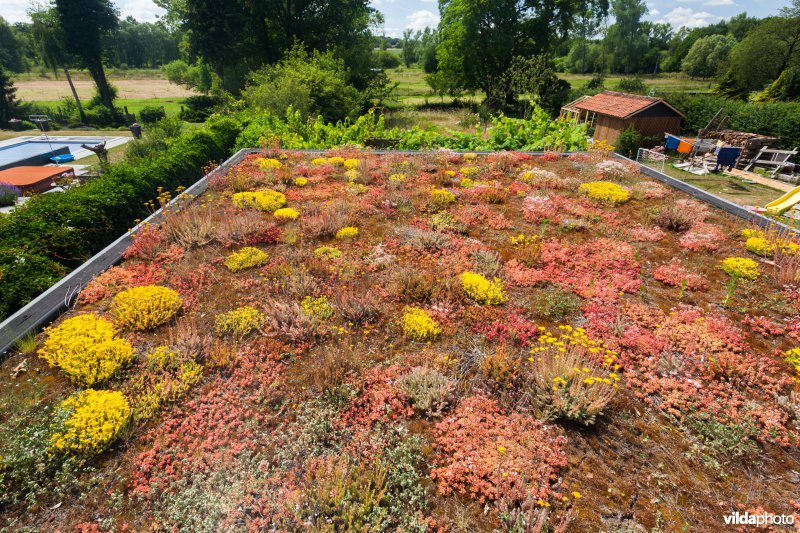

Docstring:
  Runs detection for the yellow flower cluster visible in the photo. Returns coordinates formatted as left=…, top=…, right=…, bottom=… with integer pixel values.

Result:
left=343, top=158, right=360, bottom=170
left=302, top=295, right=335, bottom=320
left=232, top=190, right=286, bottom=212
left=460, top=178, right=475, bottom=188
left=336, top=226, right=359, bottom=239
left=460, top=271, right=506, bottom=305
left=783, top=348, right=800, bottom=378
left=402, top=307, right=441, bottom=341
left=38, top=314, right=135, bottom=386
left=312, top=157, right=329, bottom=165
left=224, top=246, right=269, bottom=272
left=578, top=181, right=630, bottom=205
left=741, top=228, right=800, bottom=257
left=314, top=245, right=342, bottom=259
left=509, top=233, right=538, bottom=247
left=460, top=166, right=479, bottom=176
left=429, top=188, right=456, bottom=208
left=215, top=305, right=264, bottom=337
left=146, top=345, right=181, bottom=367
left=256, top=157, right=282, bottom=170
left=113, top=285, right=183, bottom=330
left=294, top=177, right=308, bottom=187
left=720, top=257, right=760, bottom=280
left=51, top=390, right=131, bottom=455
left=745, top=237, right=774, bottom=257
left=389, top=173, right=407, bottom=183
left=274, top=207, right=299, bottom=221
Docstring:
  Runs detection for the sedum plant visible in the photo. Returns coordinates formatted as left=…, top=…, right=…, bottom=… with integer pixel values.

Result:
left=224, top=246, right=269, bottom=272
left=460, top=271, right=506, bottom=305
left=113, top=285, right=183, bottom=330
left=579, top=181, right=630, bottom=205
left=38, top=314, right=135, bottom=386
left=215, top=306, right=265, bottom=338
left=402, top=307, right=441, bottom=341
left=232, top=190, right=287, bottom=212
left=50, top=389, right=131, bottom=455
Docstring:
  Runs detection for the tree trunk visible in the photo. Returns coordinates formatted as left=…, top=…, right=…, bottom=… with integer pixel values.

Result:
left=87, top=59, right=114, bottom=108
left=63, top=67, right=86, bottom=123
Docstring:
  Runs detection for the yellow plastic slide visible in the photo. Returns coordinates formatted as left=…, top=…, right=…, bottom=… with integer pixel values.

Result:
left=766, top=186, right=800, bottom=214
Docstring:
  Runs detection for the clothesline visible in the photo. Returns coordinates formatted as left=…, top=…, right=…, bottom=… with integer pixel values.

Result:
left=663, top=133, right=741, bottom=171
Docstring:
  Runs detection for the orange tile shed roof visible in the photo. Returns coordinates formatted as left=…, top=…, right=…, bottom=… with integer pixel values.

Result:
left=571, top=91, right=685, bottom=119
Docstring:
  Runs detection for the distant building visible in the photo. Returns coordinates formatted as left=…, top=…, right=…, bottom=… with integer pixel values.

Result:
left=561, top=91, right=685, bottom=145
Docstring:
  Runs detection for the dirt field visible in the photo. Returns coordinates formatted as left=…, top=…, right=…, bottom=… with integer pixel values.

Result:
left=15, top=79, right=195, bottom=101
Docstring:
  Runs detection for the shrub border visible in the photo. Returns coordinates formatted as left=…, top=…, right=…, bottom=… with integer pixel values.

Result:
left=0, top=148, right=251, bottom=357
left=0, top=149, right=793, bottom=356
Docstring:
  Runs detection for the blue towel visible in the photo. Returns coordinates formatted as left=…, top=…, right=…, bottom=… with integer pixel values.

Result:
left=664, top=134, right=680, bottom=150
left=716, top=146, right=741, bottom=169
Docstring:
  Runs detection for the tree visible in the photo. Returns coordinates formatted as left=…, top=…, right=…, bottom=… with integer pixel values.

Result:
left=606, top=0, right=648, bottom=74
left=0, top=17, right=25, bottom=72
left=401, top=29, right=418, bottom=68
left=0, top=66, right=18, bottom=127
left=681, top=34, right=736, bottom=79
left=54, top=0, right=118, bottom=109
left=728, top=15, right=800, bottom=91
left=436, top=0, right=603, bottom=107
left=29, top=8, right=86, bottom=122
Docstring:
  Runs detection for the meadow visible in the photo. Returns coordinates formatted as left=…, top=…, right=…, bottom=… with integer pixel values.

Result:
left=2, top=149, right=798, bottom=531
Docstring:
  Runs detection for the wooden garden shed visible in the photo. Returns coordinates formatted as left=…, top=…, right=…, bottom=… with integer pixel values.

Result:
left=561, top=91, right=685, bottom=146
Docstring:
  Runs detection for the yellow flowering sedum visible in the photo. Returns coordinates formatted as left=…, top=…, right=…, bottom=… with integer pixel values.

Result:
left=274, top=207, right=300, bottom=221
left=389, top=173, right=407, bottom=183
left=312, top=157, right=329, bottom=165
left=302, top=295, right=335, bottom=320
left=225, top=246, right=269, bottom=272
left=294, top=177, right=308, bottom=187
left=38, top=314, right=135, bottom=386
left=745, top=237, right=774, bottom=257
left=113, top=285, right=183, bottom=330
left=232, top=190, right=286, bottom=212
left=215, top=306, right=264, bottom=337
left=460, top=271, right=506, bottom=305
left=256, top=157, right=282, bottom=170
left=51, top=389, right=131, bottom=455
left=343, top=158, right=360, bottom=170
left=336, top=226, right=359, bottom=239
left=720, top=257, right=760, bottom=280
left=579, top=181, right=630, bottom=205
left=314, top=245, right=342, bottom=259
left=402, top=307, right=441, bottom=341
left=430, top=188, right=456, bottom=209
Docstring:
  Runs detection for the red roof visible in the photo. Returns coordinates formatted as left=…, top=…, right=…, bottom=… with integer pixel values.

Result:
left=570, top=91, right=685, bottom=119
left=0, top=166, right=75, bottom=193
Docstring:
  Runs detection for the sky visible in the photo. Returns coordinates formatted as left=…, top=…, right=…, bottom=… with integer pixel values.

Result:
left=2, top=0, right=791, bottom=36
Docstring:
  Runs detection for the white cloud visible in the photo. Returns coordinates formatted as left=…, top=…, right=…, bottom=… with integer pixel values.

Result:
left=406, top=9, right=439, bottom=31
left=657, top=7, right=722, bottom=28
left=2, top=0, right=32, bottom=24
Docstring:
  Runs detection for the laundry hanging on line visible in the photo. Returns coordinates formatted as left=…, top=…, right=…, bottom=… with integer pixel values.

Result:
left=676, top=140, right=693, bottom=154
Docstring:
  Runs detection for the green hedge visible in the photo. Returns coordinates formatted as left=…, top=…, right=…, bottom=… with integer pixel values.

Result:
left=663, top=93, right=800, bottom=151
left=0, top=115, right=243, bottom=319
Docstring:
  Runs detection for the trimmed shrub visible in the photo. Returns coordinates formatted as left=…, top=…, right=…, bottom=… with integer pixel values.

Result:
left=139, top=106, right=167, bottom=124
left=38, top=314, right=135, bottom=386
left=112, top=285, right=183, bottom=330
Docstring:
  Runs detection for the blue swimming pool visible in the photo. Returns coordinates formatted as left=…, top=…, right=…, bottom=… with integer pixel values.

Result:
left=0, top=138, right=104, bottom=170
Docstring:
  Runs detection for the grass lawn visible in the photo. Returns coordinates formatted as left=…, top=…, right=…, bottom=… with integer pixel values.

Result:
left=14, top=68, right=167, bottom=82
left=26, top=98, right=185, bottom=119
left=560, top=73, right=714, bottom=93
left=654, top=163, right=785, bottom=207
